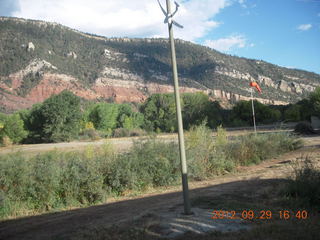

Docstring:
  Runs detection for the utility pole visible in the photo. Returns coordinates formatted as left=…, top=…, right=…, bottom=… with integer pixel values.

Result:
left=250, top=88, right=257, bottom=133
left=158, top=0, right=191, bottom=215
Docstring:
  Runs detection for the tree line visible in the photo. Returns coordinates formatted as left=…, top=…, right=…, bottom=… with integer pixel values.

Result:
left=0, top=88, right=319, bottom=145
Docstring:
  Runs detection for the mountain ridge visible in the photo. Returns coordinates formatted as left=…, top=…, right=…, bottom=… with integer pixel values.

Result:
left=0, top=16, right=319, bottom=113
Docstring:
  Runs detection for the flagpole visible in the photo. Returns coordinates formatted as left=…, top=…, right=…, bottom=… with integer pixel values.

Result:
left=250, top=88, right=257, bottom=133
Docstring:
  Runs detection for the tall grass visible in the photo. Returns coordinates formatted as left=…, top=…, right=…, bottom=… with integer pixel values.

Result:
left=285, top=157, right=320, bottom=208
left=0, top=126, right=301, bottom=219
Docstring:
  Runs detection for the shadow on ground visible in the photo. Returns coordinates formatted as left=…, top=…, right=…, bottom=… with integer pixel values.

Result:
left=1, top=177, right=303, bottom=240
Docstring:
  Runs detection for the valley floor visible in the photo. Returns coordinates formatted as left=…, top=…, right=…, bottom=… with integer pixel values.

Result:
left=0, top=137, right=319, bottom=240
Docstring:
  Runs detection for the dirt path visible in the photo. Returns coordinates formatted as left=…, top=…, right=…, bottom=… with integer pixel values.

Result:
left=1, top=137, right=319, bottom=240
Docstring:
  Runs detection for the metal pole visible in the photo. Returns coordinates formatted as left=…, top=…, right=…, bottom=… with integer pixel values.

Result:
left=165, top=0, right=191, bottom=215
left=250, top=88, right=257, bottom=133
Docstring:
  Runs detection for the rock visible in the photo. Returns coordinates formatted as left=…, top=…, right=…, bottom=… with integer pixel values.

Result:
left=103, top=49, right=111, bottom=56
left=67, top=51, right=77, bottom=59
left=258, top=75, right=275, bottom=88
left=27, top=42, right=35, bottom=51
left=292, top=82, right=303, bottom=94
left=300, top=83, right=316, bottom=92
left=278, top=80, right=291, bottom=92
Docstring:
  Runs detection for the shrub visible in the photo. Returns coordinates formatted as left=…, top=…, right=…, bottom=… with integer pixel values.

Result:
left=185, top=123, right=234, bottom=179
left=185, top=123, right=215, bottom=179
left=294, top=122, right=315, bottom=135
left=80, top=128, right=101, bottom=140
left=113, top=128, right=130, bottom=138
left=0, top=114, right=28, bottom=144
left=226, top=132, right=302, bottom=166
left=113, top=128, right=146, bottom=138
left=58, top=153, right=106, bottom=205
left=1, top=135, right=12, bottom=146
left=104, top=137, right=180, bottom=193
left=285, top=157, right=320, bottom=208
left=0, top=126, right=302, bottom=219
left=128, top=128, right=146, bottom=137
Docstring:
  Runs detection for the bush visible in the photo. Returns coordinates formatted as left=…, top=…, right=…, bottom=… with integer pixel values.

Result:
left=0, top=114, right=28, bottom=144
left=285, top=157, right=320, bottom=208
left=113, top=128, right=130, bottom=138
left=128, top=128, right=146, bottom=137
left=294, top=122, right=315, bottom=135
left=80, top=128, right=101, bottom=140
left=104, top=137, right=180, bottom=193
left=113, top=128, right=146, bottom=138
left=1, top=135, right=12, bottom=146
left=226, top=132, right=302, bottom=166
left=185, top=123, right=234, bottom=179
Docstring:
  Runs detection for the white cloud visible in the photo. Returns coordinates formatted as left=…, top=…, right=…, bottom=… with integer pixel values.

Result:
left=11, top=0, right=231, bottom=41
left=238, top=0, right=247, bottom=8
left=297, top=23, right=312, bottom=31
left=204, top=35, right=248, bottom=52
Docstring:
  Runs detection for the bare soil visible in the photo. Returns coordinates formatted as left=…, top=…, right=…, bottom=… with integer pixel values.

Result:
left=0, top=136, right=319, bottom=240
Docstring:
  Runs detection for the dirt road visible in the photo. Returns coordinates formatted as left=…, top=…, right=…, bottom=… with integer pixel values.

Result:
left=0, top=136, right=319, bottom=240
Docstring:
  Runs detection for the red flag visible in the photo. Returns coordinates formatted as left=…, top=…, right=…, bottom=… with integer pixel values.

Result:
left=250, top=82, right=262, bottom=93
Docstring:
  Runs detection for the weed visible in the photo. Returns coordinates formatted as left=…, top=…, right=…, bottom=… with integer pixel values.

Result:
left=285, top=156, right=320, bottom=208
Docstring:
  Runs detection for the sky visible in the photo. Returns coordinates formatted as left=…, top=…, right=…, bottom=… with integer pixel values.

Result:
left=0, top=0, right=319, bottom=74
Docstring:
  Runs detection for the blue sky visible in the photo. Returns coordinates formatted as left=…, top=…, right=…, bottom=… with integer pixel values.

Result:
left=200, top=0, right=320, bottom=74
left=0, top=0, right=319, bottom=74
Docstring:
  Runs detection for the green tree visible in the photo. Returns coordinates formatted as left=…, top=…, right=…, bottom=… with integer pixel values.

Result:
left=231, top=100, right=280, bottom=125
left=182, top=92, right=211, bottom=129
left=141, top=93, right=179, bottom=132
left=309, top=87, right=320, bottom=117
left=89, top=103, right=119, bottom=132
left=29, top=91, right=82, bottom=142
left=0, top=114, right=28, bottom=144
left=231, top=100, right=252, bottom=125
left=117, top=104, right=144, bottom=130
left=284, top=104, right=301, bottom=121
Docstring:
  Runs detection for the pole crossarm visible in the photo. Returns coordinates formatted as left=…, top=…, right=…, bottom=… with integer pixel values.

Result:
left=157, top=0, right=184, bottom=28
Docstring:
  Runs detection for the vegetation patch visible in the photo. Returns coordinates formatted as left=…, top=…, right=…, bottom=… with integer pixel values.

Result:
left=284, top=157, right=320, bottom=209
left=0, top=125, right=301, bottom=219
left=294, top=122, right=316, bottom=135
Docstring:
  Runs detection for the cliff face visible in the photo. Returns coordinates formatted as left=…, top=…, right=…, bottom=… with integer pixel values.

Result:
left=0, top=17, right=320, bottom=112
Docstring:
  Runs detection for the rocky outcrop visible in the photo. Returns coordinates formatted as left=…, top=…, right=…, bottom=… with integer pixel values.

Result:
left=100, top=67, right=143, bottom=82
left=26, top=73, right=98, bottom=103
left=258, top=75, right=275, bottom=88
left=292, top=82, right=303, bottom=94
left=27, top=42, right=35, bottom=52
left=216, top=68, right=255, bottom=81
left=300, top=83, right=315, bottom=92
left=278, top=80, right=291, bottom=92
left=93, top=78, right=203, bottom=103
left=211, top=89, right=287, bottom=105
left=8, top=59, right=57, bottom=90
left=66, top=51, right=77, bottom=59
